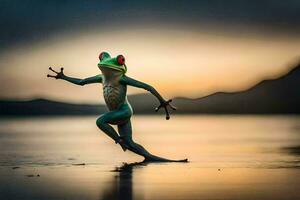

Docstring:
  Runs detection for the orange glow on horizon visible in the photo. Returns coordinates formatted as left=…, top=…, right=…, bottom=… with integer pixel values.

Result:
left=0, top=26, right=299, bottom=103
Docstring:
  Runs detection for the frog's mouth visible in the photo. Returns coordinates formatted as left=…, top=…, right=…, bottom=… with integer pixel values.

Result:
left=98, top=64, right=127, bottom=73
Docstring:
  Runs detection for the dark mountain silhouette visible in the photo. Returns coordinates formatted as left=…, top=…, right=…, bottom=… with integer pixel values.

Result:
left=171, top=63, right=300, bottom=114
left=128, top=63, right=300, bottom=114
left=1, top=63, right=299, bottom=116
left=0, top=99, right=107, bottom=116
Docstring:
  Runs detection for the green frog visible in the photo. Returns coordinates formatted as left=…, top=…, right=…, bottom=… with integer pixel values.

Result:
left=48, top=51, right=187, bottom=162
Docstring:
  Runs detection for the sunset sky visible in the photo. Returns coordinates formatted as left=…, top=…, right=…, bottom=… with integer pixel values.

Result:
left=0, top=0, right=299, bottom=103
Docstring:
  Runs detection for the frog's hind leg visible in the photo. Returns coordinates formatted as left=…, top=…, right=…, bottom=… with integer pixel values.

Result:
left=96, top=109, right=131, bottom=151
left=118, top=120, right=153, bottom=158
left=118, top=120, right=188, bottom=163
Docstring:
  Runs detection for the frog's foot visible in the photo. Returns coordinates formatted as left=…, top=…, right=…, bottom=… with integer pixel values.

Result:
left=144, top=155, right=188, bottom=163
left=115, top=137, right=128, bottom=152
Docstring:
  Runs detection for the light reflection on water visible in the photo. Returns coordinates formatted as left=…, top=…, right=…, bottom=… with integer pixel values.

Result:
left=0, top=115, right=299, bottom=200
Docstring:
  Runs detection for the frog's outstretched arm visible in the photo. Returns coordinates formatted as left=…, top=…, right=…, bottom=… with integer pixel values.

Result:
left=47, top=67, right=102, bottom=85
left=120, top=75, right=176, bottom=120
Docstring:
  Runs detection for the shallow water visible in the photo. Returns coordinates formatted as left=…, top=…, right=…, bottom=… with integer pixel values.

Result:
left=0, top=115, right=299, bottom=200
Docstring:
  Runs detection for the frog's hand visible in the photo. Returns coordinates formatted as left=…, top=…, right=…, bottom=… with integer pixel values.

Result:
left=155, top=99, right=177, bottom=120
left=121, top=75, right=177, bottom=119
left=47, top=67, right=64, bottom=79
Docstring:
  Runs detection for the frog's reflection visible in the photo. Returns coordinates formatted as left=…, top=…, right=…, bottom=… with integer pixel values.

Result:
left=99, top=161, right=147, bottom=200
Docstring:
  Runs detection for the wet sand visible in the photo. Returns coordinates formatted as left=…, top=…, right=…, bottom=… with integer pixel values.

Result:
left=0, top=115, right=299, bottom=200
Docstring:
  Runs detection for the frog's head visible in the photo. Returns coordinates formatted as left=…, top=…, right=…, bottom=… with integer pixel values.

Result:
left=97, top=52, right=127, bottom=74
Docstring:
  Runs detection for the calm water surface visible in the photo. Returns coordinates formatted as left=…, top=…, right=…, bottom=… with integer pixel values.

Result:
left=0, top=115, right=299, bottom=200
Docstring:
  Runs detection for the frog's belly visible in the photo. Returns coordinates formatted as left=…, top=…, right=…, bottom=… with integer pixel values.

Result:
left=103, top=85, right=126, bottom=110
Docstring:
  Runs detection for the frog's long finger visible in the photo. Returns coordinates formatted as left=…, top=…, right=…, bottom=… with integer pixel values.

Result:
left=49, top=67, right=58, bottom=74
left=60, top=67, right=64, bottom=72
left=47, top=74, right=56, bottom=78
left=169, top=103, right=177, bottom=110
left=164, top=106, right=170, bottom=120
left=155, top=104, right=162, bottom=112
left=166, top=99, right=177, bottom=110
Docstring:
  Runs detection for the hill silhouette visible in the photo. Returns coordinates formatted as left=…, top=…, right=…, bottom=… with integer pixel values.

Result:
left=173, top=63, right=300, bottom=114
left=128, top=63, right=300, bottom=114
left=1, top=63, right=299, bottom=115
left=0, top=99, right=107, bottom=116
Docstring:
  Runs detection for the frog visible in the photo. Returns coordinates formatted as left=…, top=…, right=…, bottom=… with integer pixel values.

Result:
left=47, top=51, right=187, bottom=162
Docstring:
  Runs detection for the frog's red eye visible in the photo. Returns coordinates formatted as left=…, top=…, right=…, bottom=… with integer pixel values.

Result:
left=117, top=55, right=125, bottom=65
left=99, top=52, right=105, bottom=60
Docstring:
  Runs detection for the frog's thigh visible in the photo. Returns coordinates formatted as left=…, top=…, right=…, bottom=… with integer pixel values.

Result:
left=99, top=106, right=131, bottom=125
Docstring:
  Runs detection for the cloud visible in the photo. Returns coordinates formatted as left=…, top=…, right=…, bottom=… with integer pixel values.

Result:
left=1, top=0, right=300, bottom=51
